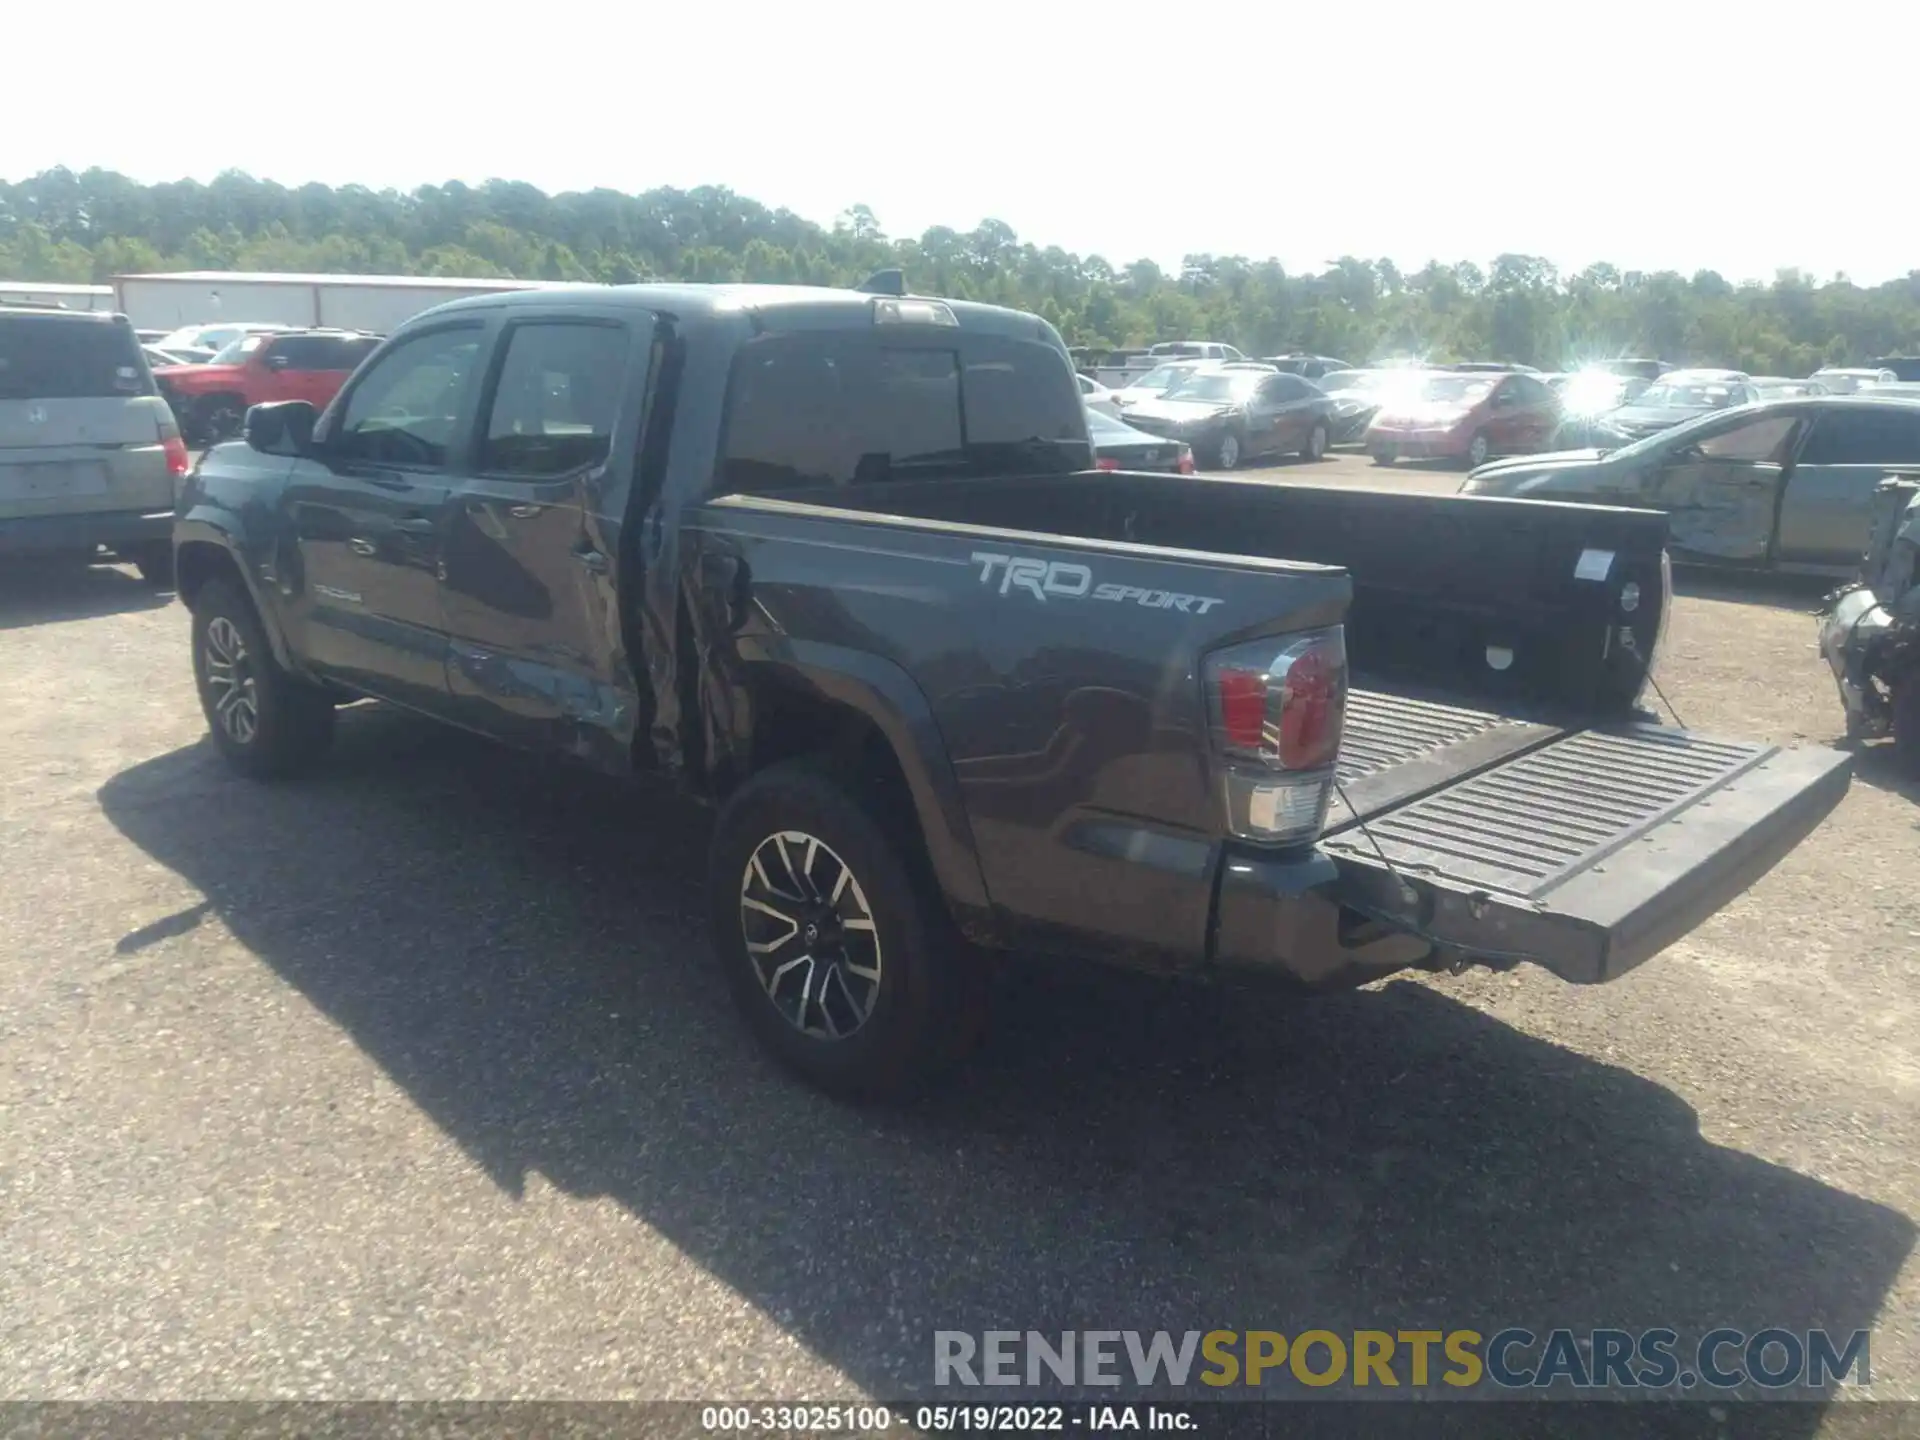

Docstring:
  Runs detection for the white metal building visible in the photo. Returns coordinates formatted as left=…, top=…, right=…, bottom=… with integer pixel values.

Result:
left=0, top=281, right=115, bottom=311
left=109, top=271, right=595, bottom=335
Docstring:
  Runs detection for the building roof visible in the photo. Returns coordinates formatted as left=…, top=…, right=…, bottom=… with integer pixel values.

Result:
left=111, top=271, right=590, bottom=291
left=0, top=281, right=114, bottom=295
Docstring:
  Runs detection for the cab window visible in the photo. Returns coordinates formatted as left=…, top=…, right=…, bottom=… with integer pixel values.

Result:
left=333, top=326, right=484, bottom=468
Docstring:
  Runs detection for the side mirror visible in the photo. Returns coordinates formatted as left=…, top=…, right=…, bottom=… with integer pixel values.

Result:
left=244, top=400, right=319, bottom=456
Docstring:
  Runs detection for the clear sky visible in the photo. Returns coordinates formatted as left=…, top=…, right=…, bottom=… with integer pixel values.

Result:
left=6, top=0, right=1914, bottom=284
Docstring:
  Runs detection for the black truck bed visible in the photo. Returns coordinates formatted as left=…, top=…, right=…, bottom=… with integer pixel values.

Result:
left=738, top=472, right=1849, bottom=984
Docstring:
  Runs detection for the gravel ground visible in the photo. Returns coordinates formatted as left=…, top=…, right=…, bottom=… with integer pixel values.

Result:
left=0, top=459, right=1915, bottom=1425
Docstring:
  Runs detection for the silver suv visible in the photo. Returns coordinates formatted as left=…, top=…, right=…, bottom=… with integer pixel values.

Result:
left=0, top=305, right=187, bottom=585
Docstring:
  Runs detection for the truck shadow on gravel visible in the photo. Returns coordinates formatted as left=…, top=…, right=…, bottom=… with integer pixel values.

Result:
left=0, top=561, right=172, bottom=629
left=99, top=706, right=1912, bottom=1423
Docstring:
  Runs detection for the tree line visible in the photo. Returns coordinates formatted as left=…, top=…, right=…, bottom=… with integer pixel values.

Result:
left=3, top=167, right=1917, bottom=375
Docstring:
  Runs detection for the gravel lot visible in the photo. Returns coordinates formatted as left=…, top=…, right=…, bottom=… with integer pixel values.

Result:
left=1, top=452, right=1915, bottom=1421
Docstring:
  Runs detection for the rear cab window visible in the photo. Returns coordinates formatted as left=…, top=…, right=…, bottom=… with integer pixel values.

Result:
left=0, top=314, right=152, bottom=400
left=718, top=328, right=1090, bottom=492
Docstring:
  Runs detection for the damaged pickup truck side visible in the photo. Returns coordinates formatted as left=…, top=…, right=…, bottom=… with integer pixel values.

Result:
left=171, top=281, right=1853, bottom=1096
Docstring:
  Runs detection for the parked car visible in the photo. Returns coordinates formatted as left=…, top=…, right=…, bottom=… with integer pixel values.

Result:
left=1261, top=353, right=1352, bottom=380
left=1086, top=406, right=1195, bottom=473
left=142, top=343, right=200, bottom=370
left=0, top=306, right=187, bottom=584
left=1120, top=366, right=1336, bottom=468
left=1812, top=366, right=1898, bottom=395
left=1751, top=376, right=1830, bottom=400
left=173, top=279, right=1849, bottom=1098
left=1461, top=394, right=1920, bottom=575
left=154, top=329, right=382, bottom=445
left=1078, top=373, right=1122, bottom=418
left=1442, top=361, right=1539, bottom=374
left=1589, top=369, right=1759, bottom=443
left=1366, top=369, right=1561, bottom=468
left=1314, top=368, right=1395, bottom=443
left=1589, top=358, right=1675, bottom=383
left=1862, top=381, right=1920, bottom=400
left=1147, top=341, right=1245, bottom=363
left=1868, top=357, right=1920, bottom=383
left=1548, top=371, right=1650, bottom=447
left=149, top=322, right=297, bottom=366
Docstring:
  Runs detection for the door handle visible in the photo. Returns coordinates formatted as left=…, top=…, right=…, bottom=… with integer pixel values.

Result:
left=349, top=537, right=376, bottom=557
left=507, top=504, right=540, bottom=519
left=393, top=516, right=436, bottom=535
left=573, top=548, right=610, bottom=575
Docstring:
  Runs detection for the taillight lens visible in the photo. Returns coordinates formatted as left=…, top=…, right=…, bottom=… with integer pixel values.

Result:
left=1096, top=457, right=1120, bottom=471
left=1176, top=447, right=1195, bottom=475
left=1204, top=628, right=1348, bottom=846
left=162, top=435, right=190, bottom=477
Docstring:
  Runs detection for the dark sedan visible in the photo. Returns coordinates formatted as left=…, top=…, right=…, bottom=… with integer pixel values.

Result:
left=1459, top=394, right=1920, bottom=575
left=1086, top=407, right=1195, bottom=473
left=1590, top=369, right=1759, bottom=443
left=1119, top=367, right=1336, bottom=469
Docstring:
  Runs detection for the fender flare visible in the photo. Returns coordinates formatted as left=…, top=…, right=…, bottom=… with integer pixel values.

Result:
left=173, top=516, right=298, bottom=673
left=734, top=634, right=991, bottom=919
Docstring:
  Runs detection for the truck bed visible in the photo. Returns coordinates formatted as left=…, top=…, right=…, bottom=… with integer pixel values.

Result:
left=703, top=472, right=1848, bottom=985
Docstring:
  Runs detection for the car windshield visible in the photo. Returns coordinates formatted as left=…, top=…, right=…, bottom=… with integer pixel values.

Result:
left=1632, top=381, right=1741, bottom=409
left=1318, top=369, right=1376, bottom=394
left=1164, top=371, right=1262, bottom=403
left=1412, top=374, right=1495, bottom=403
left=210, top=335, right=268, bottom=365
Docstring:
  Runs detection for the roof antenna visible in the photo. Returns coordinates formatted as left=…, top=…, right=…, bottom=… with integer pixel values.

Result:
left=856, top=268, right=907, bottom=297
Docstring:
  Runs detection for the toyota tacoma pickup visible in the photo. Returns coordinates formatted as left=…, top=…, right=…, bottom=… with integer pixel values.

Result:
left=171, top=279, right=1852, bottom=1096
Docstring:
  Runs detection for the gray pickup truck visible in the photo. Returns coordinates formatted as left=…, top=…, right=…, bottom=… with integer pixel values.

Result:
left=171, top=279, right=1851, bottom=1096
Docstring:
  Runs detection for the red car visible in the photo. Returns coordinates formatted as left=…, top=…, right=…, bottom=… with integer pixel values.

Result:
left=1365, top=369, right=1562, bottom=469
left=154, top=329, right=382, bottom=444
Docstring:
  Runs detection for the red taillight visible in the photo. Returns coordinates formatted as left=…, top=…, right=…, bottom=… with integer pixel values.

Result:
left=163, top=435, right=190, bottom=477
left=1204, top=629, right=1349, bottom=846
left=1096, top=457, right=1120, bottom=471
left=1176, top=448, right=1195, bottom=475
left=1216, top=668, right=1267, bottom=748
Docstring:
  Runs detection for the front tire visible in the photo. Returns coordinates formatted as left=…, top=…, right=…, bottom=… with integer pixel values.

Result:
left=1464, top=430, right=1491, bottom=468
left=1301, top=422, right=1329, bottom=462
left=193, top=394, right=247, bottom=446
left=1213, top=430, right=1243, bottom=470
left=190, top=578, right=336, bottom=778
left=1371, top=447, right=1398, bottom=466
left=708, top=760, right=982, bottom=1099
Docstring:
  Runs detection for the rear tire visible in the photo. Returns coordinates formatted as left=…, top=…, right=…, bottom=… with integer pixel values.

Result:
left=190, top=578, right=335, bottom=779
left=1371, top=448, right=1397, bottom=466
left=707, top=759, right=984, bottom=1099
left=1893, top=674, right=1920, bottom=777
left=1301, top=422, right=1329, bottom=461
left=1213, top=430, right=1244, bottom=470
left=1464, top=430, right=1491, bottom=469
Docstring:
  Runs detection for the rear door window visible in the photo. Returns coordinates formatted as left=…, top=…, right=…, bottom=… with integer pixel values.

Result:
left=0, top=316, right=149, bottom=399
left=478, top=321, right=629, bottom=477
left=719, top=333, right=1088, bottom=491
left=1796, top=408, right=1920, bottom=465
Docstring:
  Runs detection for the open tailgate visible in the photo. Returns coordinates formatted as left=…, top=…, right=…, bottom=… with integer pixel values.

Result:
left=1321, top=689, right=1852, bottom=984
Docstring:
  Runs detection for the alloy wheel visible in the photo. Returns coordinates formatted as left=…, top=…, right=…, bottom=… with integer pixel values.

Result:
left=202, top=615, right=260, bottom=745
left=739, top=829, right=883, bottom=1039
left=1467, top=433, right=1490, bottom=467
left=1218, top=433, right=1241, bottom=468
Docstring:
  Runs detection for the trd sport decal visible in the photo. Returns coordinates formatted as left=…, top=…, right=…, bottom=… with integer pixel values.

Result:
left=970, top=551, right=1225, bottom=614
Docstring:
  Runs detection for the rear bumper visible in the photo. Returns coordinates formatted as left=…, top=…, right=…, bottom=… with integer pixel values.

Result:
left=0, top=508, right=174, bottom=557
